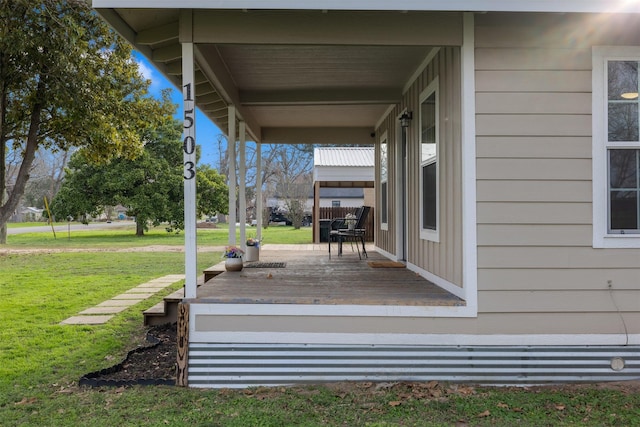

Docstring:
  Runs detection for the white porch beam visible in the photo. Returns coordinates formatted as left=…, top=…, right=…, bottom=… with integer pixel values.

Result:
left=93, top=1, right=640, bottom=14
left=313, top=180, right=320, bottom=243
left=261, top=127, right=375, bottom=145
left=182, top=38, right=198, bottom=299
left=228, top=106, right=237, bottom=246
left=239, top=121, right=247, bottom=251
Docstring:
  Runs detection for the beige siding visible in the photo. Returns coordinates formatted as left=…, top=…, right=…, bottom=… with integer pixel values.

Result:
left=477, top=136, right=592, bottom=158
left=474, top=12, right=640, bottom=332
left=479, top=269, right=640, bottom=291
left=196, top=312, right=639, bottom=335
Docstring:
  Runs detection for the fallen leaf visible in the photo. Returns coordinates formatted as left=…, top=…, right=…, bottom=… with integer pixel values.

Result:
left=114, top=386, right=126, bottom=394
left=497, top=402, right=509, bottom=409
left=267, top=273, right=273, bottom=279
left=555, top=404, right=566, bottom=411
left=388, top=401, right=402, bottom=407
left=426, top=380, right=439, bottom=389
left=357, top=382, right=373, bottom=389
left=477, top=410, right=491, bottom=418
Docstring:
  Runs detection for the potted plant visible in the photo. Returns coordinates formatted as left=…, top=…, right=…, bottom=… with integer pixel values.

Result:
left=245, top=236, right=261, bottom=262
left=345, top=213, right=357, bottom=230
left=222, top=246, right=244, bottom=271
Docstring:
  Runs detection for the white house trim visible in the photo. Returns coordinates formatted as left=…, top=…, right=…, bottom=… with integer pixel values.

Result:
left=592, top=46, right=640, bottom=248
left=93, top=1, right=640, bottom=14
left=189, top=330, right=640, bottom=347
left=190, top=302, right=473, bottom=319
left=182, top=41, right=198, bottom=299
left=461, top=12, right=479, bottom=314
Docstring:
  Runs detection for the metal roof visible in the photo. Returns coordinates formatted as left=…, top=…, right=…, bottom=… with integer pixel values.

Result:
left=314, top=147, right=374, bottom=168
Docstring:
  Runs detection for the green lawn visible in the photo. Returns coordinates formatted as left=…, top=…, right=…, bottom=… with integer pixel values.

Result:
left=1, top=227, right=640, bottom=426
left=6, top=223, right=312, bottom=248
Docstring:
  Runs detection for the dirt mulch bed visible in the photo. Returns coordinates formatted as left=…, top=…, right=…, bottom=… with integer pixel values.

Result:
left=80, top=323, right=177, bottom=387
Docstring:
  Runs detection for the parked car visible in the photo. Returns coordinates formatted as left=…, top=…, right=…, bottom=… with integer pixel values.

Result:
left=269, top=212, right=292, bottom=225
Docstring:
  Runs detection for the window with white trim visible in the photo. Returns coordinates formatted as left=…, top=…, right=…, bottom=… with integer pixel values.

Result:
left=593, top=47, right=640, bottom=248
left=380, top=132, right=388, bottom=229
left=420, top=78, right=439, bottom=242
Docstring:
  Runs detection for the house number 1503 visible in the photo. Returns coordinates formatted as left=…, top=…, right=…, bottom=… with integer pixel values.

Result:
left=183, top=83, right=196, bottom=180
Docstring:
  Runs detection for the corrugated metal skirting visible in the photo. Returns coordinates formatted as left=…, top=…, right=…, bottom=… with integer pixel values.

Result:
left=188, top=343, right=640, bottom=388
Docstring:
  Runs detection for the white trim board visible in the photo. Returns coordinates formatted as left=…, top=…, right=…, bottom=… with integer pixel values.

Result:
left=189, top=330, right=640, bottom=346
left=93, top=1, right=640, bottom=14
left=190, top=302, right=474, bottom=319
left=461, top=12, right=479, bottom=318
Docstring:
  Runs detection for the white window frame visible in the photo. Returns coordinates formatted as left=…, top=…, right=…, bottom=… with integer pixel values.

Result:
left=380, top=130, right=389, bottom=231
left=419, top=77, right=440, bottom=242
left=593, top=46, right=640, bottom=248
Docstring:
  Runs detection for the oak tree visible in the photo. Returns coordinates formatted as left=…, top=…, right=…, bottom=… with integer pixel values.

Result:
left=0, top=0, right=166, bottom=242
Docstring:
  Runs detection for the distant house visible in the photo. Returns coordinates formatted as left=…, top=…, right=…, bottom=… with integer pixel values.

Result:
left=315, top=187, right=366, bottom=208
left=12, top=206, right=44, bottom=222
left=312, top=147, right=375, bottom=239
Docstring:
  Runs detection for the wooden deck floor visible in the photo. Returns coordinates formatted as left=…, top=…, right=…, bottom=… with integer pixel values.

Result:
left=197, top=245, right=464, bottom=306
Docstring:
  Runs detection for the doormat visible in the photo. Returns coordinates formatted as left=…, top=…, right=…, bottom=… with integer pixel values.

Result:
left=244, top=262, right=286, bottom=268
left=367, top=261, right=406, bottom=268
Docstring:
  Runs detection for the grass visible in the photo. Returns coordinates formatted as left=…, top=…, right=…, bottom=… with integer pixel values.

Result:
left=6, top=221, right=65, bottom=228
left=1, top=227, right=640, bottom=426
left=5, top=223, right=312, bottom=248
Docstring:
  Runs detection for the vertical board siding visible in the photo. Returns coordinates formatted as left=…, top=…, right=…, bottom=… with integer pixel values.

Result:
left=475, top=12, right=640, bottom=328
left=376, top=115, right=396, bottom=253
left=384, top=47, right=464, bottom=288
left=405, top=48, right=464, bottom=286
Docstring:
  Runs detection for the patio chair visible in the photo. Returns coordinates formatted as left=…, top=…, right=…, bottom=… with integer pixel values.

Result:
left=328, top=206, right=370, bottom=260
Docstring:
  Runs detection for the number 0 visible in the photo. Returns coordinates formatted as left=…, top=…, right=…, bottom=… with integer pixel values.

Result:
left=183, top=136, right=195, bottom=155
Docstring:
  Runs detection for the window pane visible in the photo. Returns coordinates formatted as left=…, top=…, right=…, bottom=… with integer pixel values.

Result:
left=608, top=103, right=639, bottom=141
left=421, top=92, right=436, bottom=163
left=332, top=200, right=340, bottom=207
left=381, top=182, right=387, bottom=224
left=609, top=149, right=638, bottom=189
left=608, top=61, right=638, bottom=101
left=380, top=141, right=387, bottom=182
left=610, top=191, right=638, bottom=230
left=422, top=163, right=436, bottom=230
left=609, top=149, right=640, bottom=232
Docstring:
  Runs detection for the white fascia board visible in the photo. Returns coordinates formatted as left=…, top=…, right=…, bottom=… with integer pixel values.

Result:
left=93, top=0, right=640, bottom=13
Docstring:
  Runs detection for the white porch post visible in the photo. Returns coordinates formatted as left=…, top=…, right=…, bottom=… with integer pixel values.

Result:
left=256, top=142, right=262, bottom=242
left=228, top=106, right=236, bottom=246
left=239, top=121, right=247, bottom=250
left=182, top=41, right=197, bottom=299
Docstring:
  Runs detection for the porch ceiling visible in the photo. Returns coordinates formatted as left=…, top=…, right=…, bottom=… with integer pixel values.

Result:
left=96, top=8, right=449, bottom=144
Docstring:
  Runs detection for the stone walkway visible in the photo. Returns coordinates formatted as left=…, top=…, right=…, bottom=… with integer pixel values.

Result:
left=60, top=274, right=185, bottom=325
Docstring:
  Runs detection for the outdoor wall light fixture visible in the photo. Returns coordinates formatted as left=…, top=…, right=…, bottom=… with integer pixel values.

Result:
left=399, top=111, right=413, bottom=128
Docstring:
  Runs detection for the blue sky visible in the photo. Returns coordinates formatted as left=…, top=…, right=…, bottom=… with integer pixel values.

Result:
left=133, top=52, right=225, bottom=167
